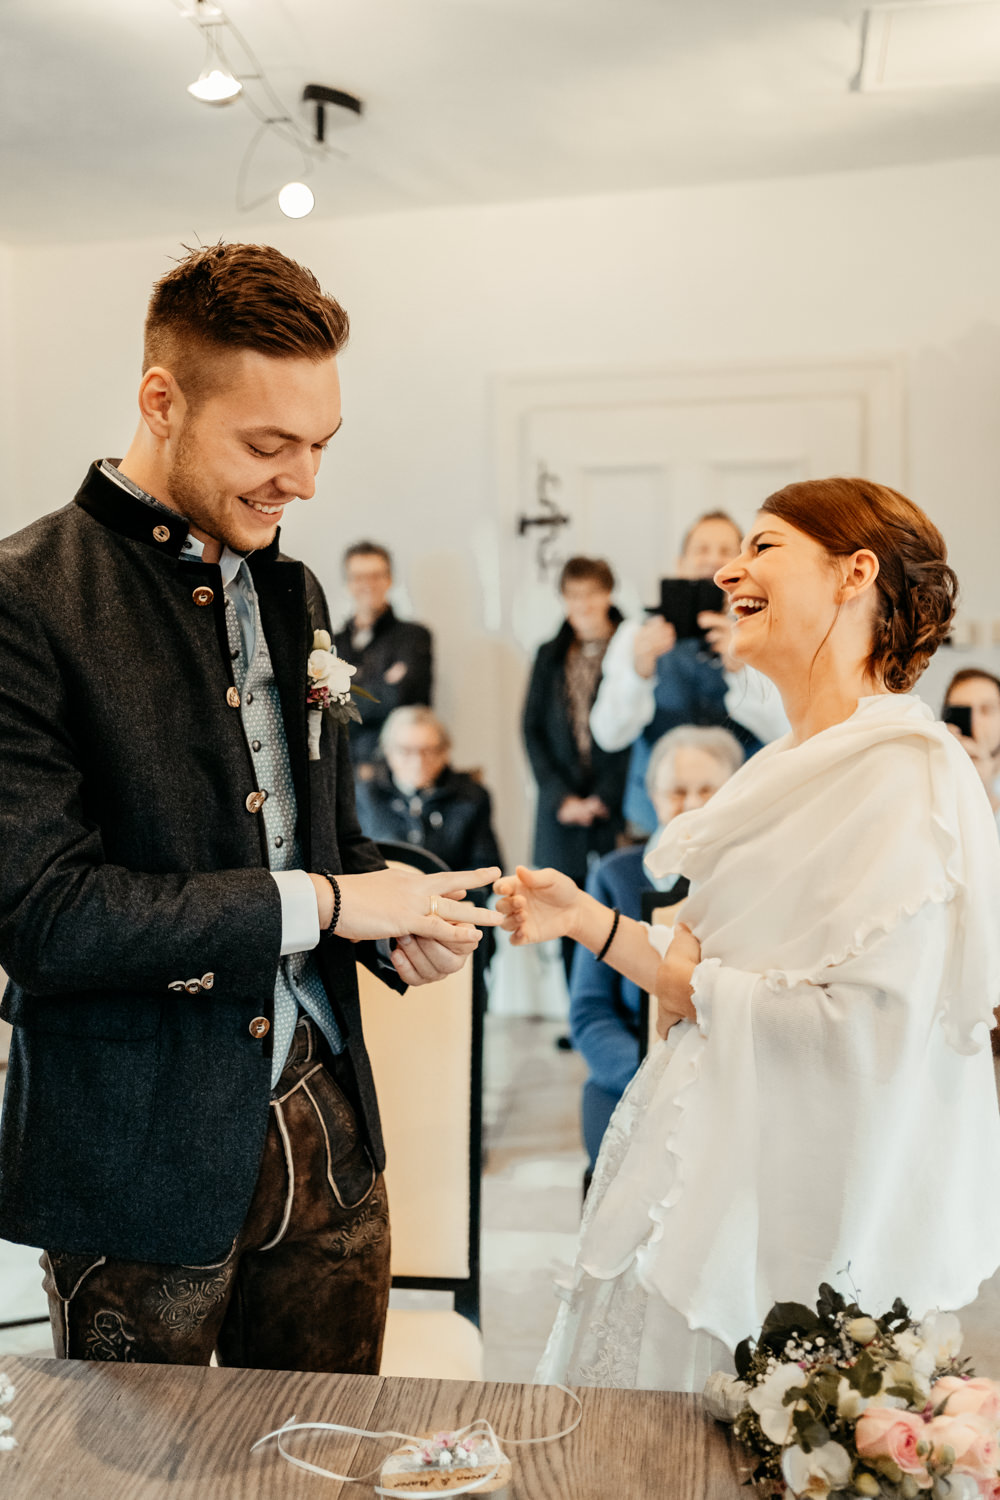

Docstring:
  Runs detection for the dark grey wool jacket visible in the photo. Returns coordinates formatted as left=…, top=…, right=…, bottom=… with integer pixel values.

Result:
left=0, top=461, right=401, bottom=1264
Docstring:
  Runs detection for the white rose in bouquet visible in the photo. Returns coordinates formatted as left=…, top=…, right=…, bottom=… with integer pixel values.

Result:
left=893, top=1330, right=936, bottom=1385
left=917, top=1310, right=963, bottom=1367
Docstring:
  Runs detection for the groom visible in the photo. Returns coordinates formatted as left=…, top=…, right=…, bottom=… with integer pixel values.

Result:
left=0, top=242, right=497, bottom=1371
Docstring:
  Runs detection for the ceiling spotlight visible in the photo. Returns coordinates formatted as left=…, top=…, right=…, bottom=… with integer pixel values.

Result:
left=187, top=22, right=242, bottom=105
left=301, top=83, right=364, bottom=141
left=278, top=181, right=315, bottom=219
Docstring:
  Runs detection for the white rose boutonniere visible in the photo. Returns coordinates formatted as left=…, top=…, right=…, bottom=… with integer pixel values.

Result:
left=306, top=629, right=370, bottom=760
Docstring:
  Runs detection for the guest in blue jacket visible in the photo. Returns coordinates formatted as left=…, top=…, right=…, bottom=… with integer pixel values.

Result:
left=570, top=724, right=744, bottom=1174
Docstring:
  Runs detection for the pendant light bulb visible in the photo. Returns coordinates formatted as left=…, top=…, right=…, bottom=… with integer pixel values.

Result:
left=278, top=181, right=315, bottom=218
left=187, top=27, right=242, bottom=105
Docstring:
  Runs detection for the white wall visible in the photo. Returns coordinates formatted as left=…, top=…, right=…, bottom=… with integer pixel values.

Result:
left=4, top=155, right=1000, bottom=861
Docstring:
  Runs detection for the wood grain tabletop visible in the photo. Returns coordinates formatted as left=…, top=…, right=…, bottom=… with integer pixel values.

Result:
left=0, top=1355, right=746, bottom=1499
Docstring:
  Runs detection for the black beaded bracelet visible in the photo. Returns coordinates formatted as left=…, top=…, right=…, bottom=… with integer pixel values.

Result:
left=317, top=869, right=342, bottom=936
left=596, top=907, right=621, bottom=963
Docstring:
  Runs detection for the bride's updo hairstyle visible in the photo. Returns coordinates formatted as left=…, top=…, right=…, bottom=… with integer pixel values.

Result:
left=760, top=477, right=958, bottom=692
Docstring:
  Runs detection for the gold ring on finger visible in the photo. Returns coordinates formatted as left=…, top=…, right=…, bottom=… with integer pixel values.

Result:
left=428, top=896, right=439, bottom=918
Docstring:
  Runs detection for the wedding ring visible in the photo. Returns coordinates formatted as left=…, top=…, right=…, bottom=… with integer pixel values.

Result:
left=428, top=896, right=439, bottom=918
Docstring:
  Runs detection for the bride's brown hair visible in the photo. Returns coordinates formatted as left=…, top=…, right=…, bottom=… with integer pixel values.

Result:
left=760, top=477, right=958, bottom=693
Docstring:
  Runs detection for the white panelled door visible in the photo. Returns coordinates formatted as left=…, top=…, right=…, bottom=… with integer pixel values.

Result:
left=524, top=393, right=864, bottom=624
left=498, top=364, right=903, bottom=650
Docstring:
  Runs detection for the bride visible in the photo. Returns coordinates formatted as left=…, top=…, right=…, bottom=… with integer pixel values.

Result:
left=496, top=477, right=1000, bottom=1393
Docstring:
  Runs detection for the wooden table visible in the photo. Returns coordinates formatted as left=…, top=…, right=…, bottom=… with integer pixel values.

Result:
left=0, top=1355, right=745, bottom=1499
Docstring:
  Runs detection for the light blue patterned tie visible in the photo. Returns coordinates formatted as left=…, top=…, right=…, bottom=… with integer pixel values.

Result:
left=224, top=577, right=344, bottom=1086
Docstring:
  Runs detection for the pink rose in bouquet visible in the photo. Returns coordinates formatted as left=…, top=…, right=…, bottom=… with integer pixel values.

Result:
left=926, top=1412, right=1000, bottom=1482
left=930, top=1377, right=1000, bottom=1425
left=855, top=1408, right=930, bottom=1481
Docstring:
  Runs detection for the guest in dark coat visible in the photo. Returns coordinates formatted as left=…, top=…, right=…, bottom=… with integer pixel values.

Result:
left=356, top=707, right=503, bottom=966
left=522, top=557, right=630, bottom=980
left=333, top=541, right=433, bottom=770
left=569, top=724, right=743, bottom=1173
left=356, top=707, right=502, bottom=875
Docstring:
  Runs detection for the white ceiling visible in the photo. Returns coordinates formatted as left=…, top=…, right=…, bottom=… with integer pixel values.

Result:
left=2, top=0, right=1000, bottom=244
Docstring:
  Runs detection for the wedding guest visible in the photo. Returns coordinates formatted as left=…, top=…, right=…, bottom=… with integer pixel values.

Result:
left=498, top=477, right=1000, bottom=1393
left=571, top=725, right=743, bottom=1176
left=334, top=541, right=433, bottom=772
left=356, top=706, right=502, bottom=969
left=522, top=556, right=630, bottom=981
left=590, top=511, right=787, bottom=834
left=944, top=667, right=1000, bottom=1055
left=943, top=668, right=1000, bottom=833
left=356, top=707, right=502, bottom=887
left=0, top=243, right=500, bottom=1374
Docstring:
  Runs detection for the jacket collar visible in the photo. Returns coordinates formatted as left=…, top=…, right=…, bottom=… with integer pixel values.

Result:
left=74, top=460, right=283, bottom=567
left=345, top=604, right=397, bottom=639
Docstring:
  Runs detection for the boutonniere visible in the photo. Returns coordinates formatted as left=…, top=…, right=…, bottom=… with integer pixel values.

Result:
left=306, top=629, right=376, bottom=759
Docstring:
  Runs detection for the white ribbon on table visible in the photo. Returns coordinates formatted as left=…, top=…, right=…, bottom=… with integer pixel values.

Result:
left=251, top=1384, right=584, bottom=1496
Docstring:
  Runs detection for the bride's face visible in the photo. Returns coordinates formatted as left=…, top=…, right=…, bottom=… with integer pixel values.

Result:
left=714, top=512, right=845, bottom=677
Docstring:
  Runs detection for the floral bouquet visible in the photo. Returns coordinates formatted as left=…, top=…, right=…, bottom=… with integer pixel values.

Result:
left=704, top=1283, right=1000, bottom=1499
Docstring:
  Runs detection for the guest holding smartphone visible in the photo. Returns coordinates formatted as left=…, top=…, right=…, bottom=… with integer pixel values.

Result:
left=943, top=668, right=1000, bottom=833
left=589, top=511, right=787, bottom=835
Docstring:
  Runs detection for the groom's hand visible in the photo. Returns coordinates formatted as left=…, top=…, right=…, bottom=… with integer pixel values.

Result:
left=389, top=930, right=479, bottom=986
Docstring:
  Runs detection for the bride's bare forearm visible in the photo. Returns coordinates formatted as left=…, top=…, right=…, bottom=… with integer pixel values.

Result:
left=571, top=898, right=662, bottom=993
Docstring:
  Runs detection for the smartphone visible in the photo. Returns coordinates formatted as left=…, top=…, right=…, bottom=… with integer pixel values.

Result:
left=943, top=704, right=973, bottom=739
left=649, top=578, right=726, bottom=641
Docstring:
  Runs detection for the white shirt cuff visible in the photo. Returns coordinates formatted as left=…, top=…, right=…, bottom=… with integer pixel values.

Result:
left=272, top=869, right=321, bottom=955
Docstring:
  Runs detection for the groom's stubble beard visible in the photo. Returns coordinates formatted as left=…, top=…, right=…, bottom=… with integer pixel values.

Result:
left=166, top=417, right=276, bottom=556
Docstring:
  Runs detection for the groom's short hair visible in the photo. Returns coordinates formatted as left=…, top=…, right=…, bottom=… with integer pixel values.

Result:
left=143, top=241, right=349, bottom=409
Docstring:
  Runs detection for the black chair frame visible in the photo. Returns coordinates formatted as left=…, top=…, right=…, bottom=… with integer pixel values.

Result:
left=373, top=840, right=485, bottom=1329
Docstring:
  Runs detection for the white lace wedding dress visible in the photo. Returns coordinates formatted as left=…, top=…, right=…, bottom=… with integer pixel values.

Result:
left=536, top=696, right=1000, bottom=1392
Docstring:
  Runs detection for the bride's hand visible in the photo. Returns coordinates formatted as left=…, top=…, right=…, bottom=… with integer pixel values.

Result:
left=494, top=865, right=584, bottom=945
left=654, top=922, right=701, bottom=1036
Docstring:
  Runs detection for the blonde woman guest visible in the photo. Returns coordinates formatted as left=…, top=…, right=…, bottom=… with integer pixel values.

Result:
left=497, top=479, right=1000, bottom=1392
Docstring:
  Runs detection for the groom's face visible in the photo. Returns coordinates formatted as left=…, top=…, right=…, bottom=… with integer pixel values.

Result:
left=165, top=348, right=342, bottom=555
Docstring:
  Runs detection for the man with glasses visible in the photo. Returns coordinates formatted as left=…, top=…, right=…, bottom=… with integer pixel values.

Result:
left=334, top=542, right=433, bottom=773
